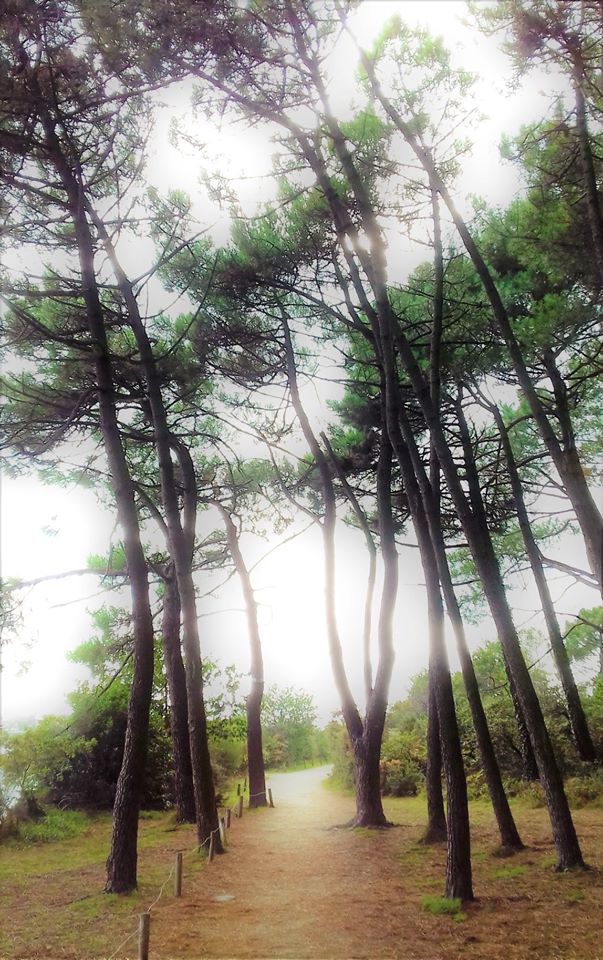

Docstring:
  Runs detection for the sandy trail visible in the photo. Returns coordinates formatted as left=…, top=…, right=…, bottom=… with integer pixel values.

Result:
left=132, top=767, right=603, bottom=960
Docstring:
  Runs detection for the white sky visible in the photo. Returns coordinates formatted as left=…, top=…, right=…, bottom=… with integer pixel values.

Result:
left=1, top=1, right=599, bottom=730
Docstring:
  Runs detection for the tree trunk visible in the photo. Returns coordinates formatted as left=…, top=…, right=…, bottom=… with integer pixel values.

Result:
left=396, top=404, right=524, bottom=851
left=382, top=402, right=473, bottom=898
left=361, top=55, right=603, bottom=592
left=90, top=215, right=222, bottom=853
left=573, top=70, right=603, bottom=286
left=351, top=729, right=388, bottom=826
left=493, top=406, right=598, bottom=762
left=218, top=506, right=267, bottom=808
left=38, top=112, right=155, bottom=893
left=161, top=565, right=196, bottom=823
left=282, top=313, right=393, bottom=827
left=424, top=670, right=447, bottom=843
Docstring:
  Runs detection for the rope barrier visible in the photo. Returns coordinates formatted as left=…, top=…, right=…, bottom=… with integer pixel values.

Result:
left=104, top=781, right=273, bottom=958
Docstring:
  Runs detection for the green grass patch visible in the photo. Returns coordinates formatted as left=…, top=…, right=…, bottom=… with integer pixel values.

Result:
left=567, top=889, right=585, bottom=903
left=421, top=895, right=466, bottom=922
left=491, top=865, right=526, bottom=880
left=11, top=808, right=90, bottom=844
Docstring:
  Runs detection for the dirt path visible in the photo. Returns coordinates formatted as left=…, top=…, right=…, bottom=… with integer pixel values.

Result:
left=143, top=770, right=603, bottom=960
left=3, top=769, right=603, bottom=959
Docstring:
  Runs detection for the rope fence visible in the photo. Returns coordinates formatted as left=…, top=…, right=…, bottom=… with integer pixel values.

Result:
left=104, top=777, right=274, bottom=960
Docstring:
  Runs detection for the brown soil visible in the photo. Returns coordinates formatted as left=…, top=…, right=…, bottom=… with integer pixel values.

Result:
left=2, top=767, right=603, bottom=960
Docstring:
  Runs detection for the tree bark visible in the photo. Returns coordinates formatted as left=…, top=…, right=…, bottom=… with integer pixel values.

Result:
left=424, top=675, right=447, bottom=843
left=218, top=505, right=267, bottom=808
left=90, top=215, right=222, bottom=853
left=360, top=53, right=603, bottom=592
left=282, top=311, right=392, bottom=827
left=573, top=68, right=603, bottom=286
left=396, top=403, right=524, bottom=851
left=454, top=393, right=538, bottom=782
left=36, top=108, right=155, bottom=893
left=492, top=405, right=598, bottom=763
left=161, top=565, right=196, bottom=823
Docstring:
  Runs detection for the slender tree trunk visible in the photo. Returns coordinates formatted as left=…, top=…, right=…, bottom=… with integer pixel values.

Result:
left=424, top=673, right=447, bottom=843
left=492, top=406, right=598, bottom=762
left=573, top=70, right=603, bottom=286
left=38, top=112, right=155, bottom=893
left=90, top=215, right=222, bottom=853
left=454, top=394, right=538, bottom=781
left=321, top=432, right=376, bottom=707
left=396, top=405, right=524, bottom=851
left=387, top=415, right=473, bottom=899
left=161, top=565, right=196, bottom=823
left=302, top=80, right=581, bottom=867
left=423, top=185, right=447, bottom=845
left=282, top=312, right=391, bottom=826
left=218, top=506, right=267, bottom=808
left=360, top=54, right=603, bottom=591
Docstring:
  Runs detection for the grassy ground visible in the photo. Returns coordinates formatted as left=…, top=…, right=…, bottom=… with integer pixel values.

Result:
left=1, top=788, right=602, bottom=959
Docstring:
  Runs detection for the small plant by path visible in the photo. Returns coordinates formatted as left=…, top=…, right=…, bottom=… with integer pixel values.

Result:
left=421, top=895, right=466, bottom=922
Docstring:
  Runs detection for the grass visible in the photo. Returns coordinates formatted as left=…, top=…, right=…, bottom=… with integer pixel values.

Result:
left=491, top=865, right=526, bottom=880
left=10, top=808, right=90, bottom=844
left=421, top=895, right=466, bottom=922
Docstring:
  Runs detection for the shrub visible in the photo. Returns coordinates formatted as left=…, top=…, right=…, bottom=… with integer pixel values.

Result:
left=564, top=769, right=603, bottom=808
left=379, top=759, right=420, bottom=797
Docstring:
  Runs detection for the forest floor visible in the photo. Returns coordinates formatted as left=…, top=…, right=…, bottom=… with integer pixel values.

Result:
left=2, top=765, right=603, bottom=960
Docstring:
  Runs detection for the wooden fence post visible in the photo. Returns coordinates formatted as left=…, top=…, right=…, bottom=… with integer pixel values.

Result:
left=138, top=913, right=150, bottom=960
left=208, top=832, right=215, bottom=862
left=219, top=817, right=226, bottom=847
left=226, top=807, right=231, bottom=829
left=237, top=795, right=243, bottom=819
left=268, top=787, right=274, bottom=808
left=174, top=852, right=183, bottom=897
left=243, top=776, right=247, bottom=792
left=236, top=783, right=241, bottom=797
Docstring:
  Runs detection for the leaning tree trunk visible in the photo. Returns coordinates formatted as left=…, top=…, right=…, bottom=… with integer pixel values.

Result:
left=161, top=565, right=196, bottom=823
left=492, top=405, right=598, bottom=763
left=388, top=415, right=473, bottom=900
left=91, top=214, right=222, bottom=853
left=283, top=312, right=392, bottom=827
left=396, top=403, right=524, bottom=852
left=573, top=69, right=603, bottom=286
left=360, top=54, right=603, bottom=592
left=424, top=672, right=447, bottom=843
left=38, top=112, right=156, bottom=893
left=218, top=506, right=267, bottom=809
left=454, top=396, right=538, bottom=781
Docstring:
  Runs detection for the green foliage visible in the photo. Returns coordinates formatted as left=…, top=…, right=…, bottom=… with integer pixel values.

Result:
left=262, top=685, right=329, bottom=770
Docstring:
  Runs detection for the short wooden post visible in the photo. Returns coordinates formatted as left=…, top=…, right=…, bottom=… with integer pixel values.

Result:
left=237, top=795, right=243, bottom=819
left=138, top=913, right=150, bottom=960
left=208, top=832, right=215, bottom=862
left=219, top=816, right=226, bottom=847
left=226, top=807, right=231, bottom=828
left=243, top=776, right=247, bottom=792
left=268, top=787, right=274, bottom=808
left=236, top=783, right=241, bottom=797
left=174, top=852, right=183, bottom=897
